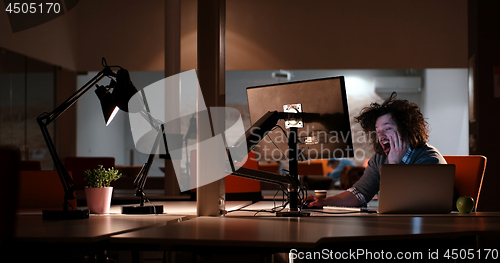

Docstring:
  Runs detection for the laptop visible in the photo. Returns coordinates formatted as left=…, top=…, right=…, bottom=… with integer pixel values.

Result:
left=322, top=164, right=455, bottom=214
left=377, top=164, right=455, bottom=214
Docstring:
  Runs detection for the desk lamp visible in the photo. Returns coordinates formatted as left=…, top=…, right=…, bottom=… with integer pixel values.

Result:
left=103, top=71, right=165, bottom=214
left=39, top=58, right=166, bottom=218
left=37, top=58, right=124, bottom=220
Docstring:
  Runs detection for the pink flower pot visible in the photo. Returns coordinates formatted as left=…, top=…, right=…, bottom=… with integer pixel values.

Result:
left=85, top=187, right=113, bottom=214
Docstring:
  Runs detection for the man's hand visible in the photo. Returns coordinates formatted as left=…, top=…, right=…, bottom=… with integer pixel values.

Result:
left=387, top=131, right=408, bottom=164
left=305, top=191, right=362, bottom=208
left=305, top=195, right=324, bottom=208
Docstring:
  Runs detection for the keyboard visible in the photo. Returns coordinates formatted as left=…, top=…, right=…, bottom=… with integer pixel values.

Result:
left=323, top=206, right=376, bottom=213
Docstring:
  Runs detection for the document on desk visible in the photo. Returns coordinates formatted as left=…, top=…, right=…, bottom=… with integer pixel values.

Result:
left=322, top=206, right=377, bottom=213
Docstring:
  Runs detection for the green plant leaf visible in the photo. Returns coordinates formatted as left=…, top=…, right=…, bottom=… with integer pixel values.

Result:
left=83, top=164, right=122, bottom=188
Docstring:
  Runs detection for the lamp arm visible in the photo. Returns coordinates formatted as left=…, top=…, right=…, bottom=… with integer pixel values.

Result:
left=132, top=123, right=165, bottom=205
left=36, top=67, right=114, bottom=210
left=39, top=67, right=114, bottom=125
left=37, top=116, right=74, bottom=207
left=138, top=110, right=164, bottom=130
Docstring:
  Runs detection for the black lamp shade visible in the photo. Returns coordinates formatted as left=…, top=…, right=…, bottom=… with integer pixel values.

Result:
left=113, top=68, right=138, bottom=112
left=95, top=68, right=137, bottom=126
left=95, top=84, right=118, bottom=126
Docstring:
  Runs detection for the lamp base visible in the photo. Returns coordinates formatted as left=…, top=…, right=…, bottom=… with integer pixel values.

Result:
left=42, top=209, right=90, bottom=220
left=122, top=205, right=164, bottom=214
left=276, top=210, right=311, bottom=217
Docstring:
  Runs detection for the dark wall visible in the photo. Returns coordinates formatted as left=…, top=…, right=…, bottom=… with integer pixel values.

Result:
left=468, top=0, right=500, bottom=211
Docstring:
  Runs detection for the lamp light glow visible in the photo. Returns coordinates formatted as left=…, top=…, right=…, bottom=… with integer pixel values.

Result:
left=106, top=106, right=120, bottom=126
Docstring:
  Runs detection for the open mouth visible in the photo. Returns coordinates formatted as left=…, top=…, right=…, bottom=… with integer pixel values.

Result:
left=381, top=139, right=390, bottom=154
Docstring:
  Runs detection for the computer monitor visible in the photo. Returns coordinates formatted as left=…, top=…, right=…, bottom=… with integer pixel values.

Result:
left=246, top=76, right=353, bottom=162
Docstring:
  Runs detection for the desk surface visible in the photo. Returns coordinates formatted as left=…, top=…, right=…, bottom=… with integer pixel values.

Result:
left=14, top=199, right=500, bottom=256
left=17, top=200, right=251, bottom=216
left=111, top=215, right=500, bottom=250
left=15, top=201, right=251, bottom=243
left=111, top=200, right=500, bottom=250
left=15, top=214, right=184, bottom=243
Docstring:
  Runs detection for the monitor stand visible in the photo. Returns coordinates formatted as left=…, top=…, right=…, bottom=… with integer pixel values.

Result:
left=275, top=127, right=311, bottom=217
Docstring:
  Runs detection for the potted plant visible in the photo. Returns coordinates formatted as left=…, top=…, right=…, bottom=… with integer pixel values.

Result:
left=84, top=165, right=122, bottom=214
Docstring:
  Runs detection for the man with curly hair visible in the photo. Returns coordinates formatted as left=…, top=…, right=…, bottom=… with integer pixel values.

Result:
left=307, top=93, right=446, bottom=208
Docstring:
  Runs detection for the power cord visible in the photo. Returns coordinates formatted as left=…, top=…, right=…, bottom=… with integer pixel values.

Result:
left=143, top=192, right=158, bottom=216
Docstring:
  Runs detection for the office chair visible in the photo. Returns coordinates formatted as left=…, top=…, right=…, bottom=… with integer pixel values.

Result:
left=18, top=170, right=78, bottom=209
left=443, top=155, right=487, bottom=212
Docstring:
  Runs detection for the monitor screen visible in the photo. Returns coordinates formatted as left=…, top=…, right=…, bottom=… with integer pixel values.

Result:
left=246, top=76, right=353, bottom=162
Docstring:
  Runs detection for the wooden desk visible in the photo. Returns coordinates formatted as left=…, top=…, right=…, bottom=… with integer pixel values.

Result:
left=13, top=201, right=251, bottom=261
left=13, top=213, right=185, bottom=262
left=15, top=214, right=185, bottom=243
left=111, top=215, right=500, bottom=249
left=15, top=201, right=251, bottom=241
left=13, top=200, right=500, bottom=261
left=111, top=202, right=500, bottom=261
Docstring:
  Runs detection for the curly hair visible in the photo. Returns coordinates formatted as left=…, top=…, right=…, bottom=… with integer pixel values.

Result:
left=355, top=92, right=429, bottom=155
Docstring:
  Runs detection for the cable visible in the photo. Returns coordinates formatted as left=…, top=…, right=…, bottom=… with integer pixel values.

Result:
left=266, top=133, right=287, bottom=159
left=255, top=123, right=313, bottom=213
left=143, top=192, right=158, bottom=216
left=271, top=125, right=288, bottom=140
left=263, top=124, right=289, bottom=160
left=225, top=186, right=290, bottom=216
left=101, top=57, right=123, bottom=70
left=281, top=169, right=310, bottom=212
left=274, top=185, right=289, bottom=211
